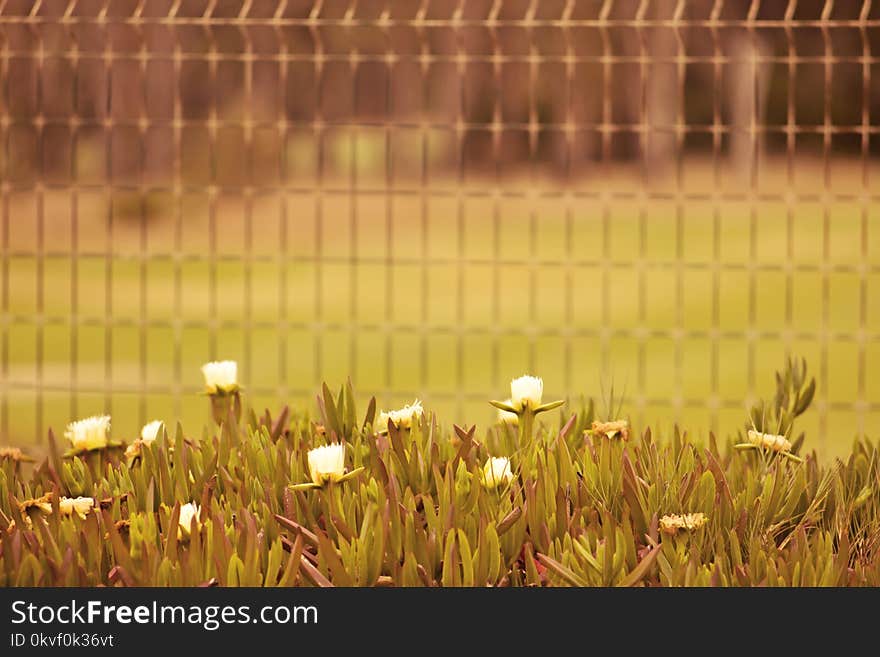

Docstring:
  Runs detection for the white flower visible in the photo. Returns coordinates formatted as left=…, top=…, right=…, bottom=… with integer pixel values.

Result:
left=510, top=376, right=543, bottom=411
left=64, top=415, right=111, bottom=451
left=59, top=496, right=94, bottom=519
left=177, top=502, right=201, bottom=540
left=141, top=420, right=163, bottom=445
left=376, top=400, right=424, bottom=432
left=201, top=360, right=239, bottom=394
left=497, top=400, right=519, bottom=425
left=482, top=456, right=514, bottom=489
left=307, top=444, right=347, bottom=486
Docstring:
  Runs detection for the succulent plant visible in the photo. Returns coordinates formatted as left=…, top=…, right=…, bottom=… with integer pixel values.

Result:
left=0, top=362, right=877, bottom=587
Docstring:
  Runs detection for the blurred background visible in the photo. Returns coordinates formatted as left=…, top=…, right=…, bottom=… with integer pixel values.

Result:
left=1, top=0, right=879, bottom=458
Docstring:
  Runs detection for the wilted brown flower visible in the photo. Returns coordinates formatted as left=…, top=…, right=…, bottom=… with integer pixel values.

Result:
left=18, top=492, right=53, bottom=516
left=660, top=512, right=708, bottom=535
left=58, top=496, right=95, bottom=519
left=125, top=440, right=144, bottom=461
left=589, top=419, right=630, bottom=441
left=746, top=429, right=792, bottom=454
left=0, top=446, right=32, bottom=462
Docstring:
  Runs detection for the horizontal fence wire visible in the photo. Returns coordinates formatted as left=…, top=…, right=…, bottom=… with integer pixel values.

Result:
left=1, top=0, right=879, bottom=457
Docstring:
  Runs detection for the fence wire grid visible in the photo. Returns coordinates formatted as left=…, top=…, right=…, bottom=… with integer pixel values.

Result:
left=2, top=0, right=880, bottom=456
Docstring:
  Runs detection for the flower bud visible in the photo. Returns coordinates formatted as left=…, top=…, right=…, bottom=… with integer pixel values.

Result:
left=482, top=456, right=514, bottom=489
left=141, top=420, right=163, bottom=445
left=177, top=502, right=202, bottom=540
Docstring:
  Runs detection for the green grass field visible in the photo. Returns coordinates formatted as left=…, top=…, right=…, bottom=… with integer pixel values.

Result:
left=3, top=157, right=879, bottom=459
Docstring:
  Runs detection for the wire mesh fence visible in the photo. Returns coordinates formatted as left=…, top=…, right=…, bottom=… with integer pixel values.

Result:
left=1, top=0, right=879, bottom=456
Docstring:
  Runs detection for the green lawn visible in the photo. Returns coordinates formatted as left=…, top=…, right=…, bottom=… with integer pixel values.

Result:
left=3, top=159, right=879, bottom=459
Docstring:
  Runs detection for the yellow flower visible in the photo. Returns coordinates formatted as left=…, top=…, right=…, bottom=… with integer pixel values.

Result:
left=64, top=415, right=111, bottom=452
left=201, top=360, right=239, bottom=394
left=59, top=496, right=94, bottom=519
left=482, top=456, right=514, bottom=489
left=747, top=429, right=792, bottom=454
left=307, top=444, right=347, bottom=486
left=141, top=420, right=163, bottom=445
left=376, top=400, right=424, bottom=432
left=510, top=376, right=543, bottom=411
left=496, top=400, right=519, bottom=425
left=659, top=512, right=707, bottom=535
left=177, top=502, right=201, bottom=540
left=590, top=419, right=630, bottom=441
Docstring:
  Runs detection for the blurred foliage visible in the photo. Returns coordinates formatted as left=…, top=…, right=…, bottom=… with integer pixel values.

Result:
left=1, top=362, right=878, bottom=587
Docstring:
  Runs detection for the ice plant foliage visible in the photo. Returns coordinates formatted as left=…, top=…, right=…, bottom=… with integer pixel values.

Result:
left=496, top=400, right=519, bottom=425
left=1, top=359, right=878, bottom=587
left=64, top=415, right=112, bottom=452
